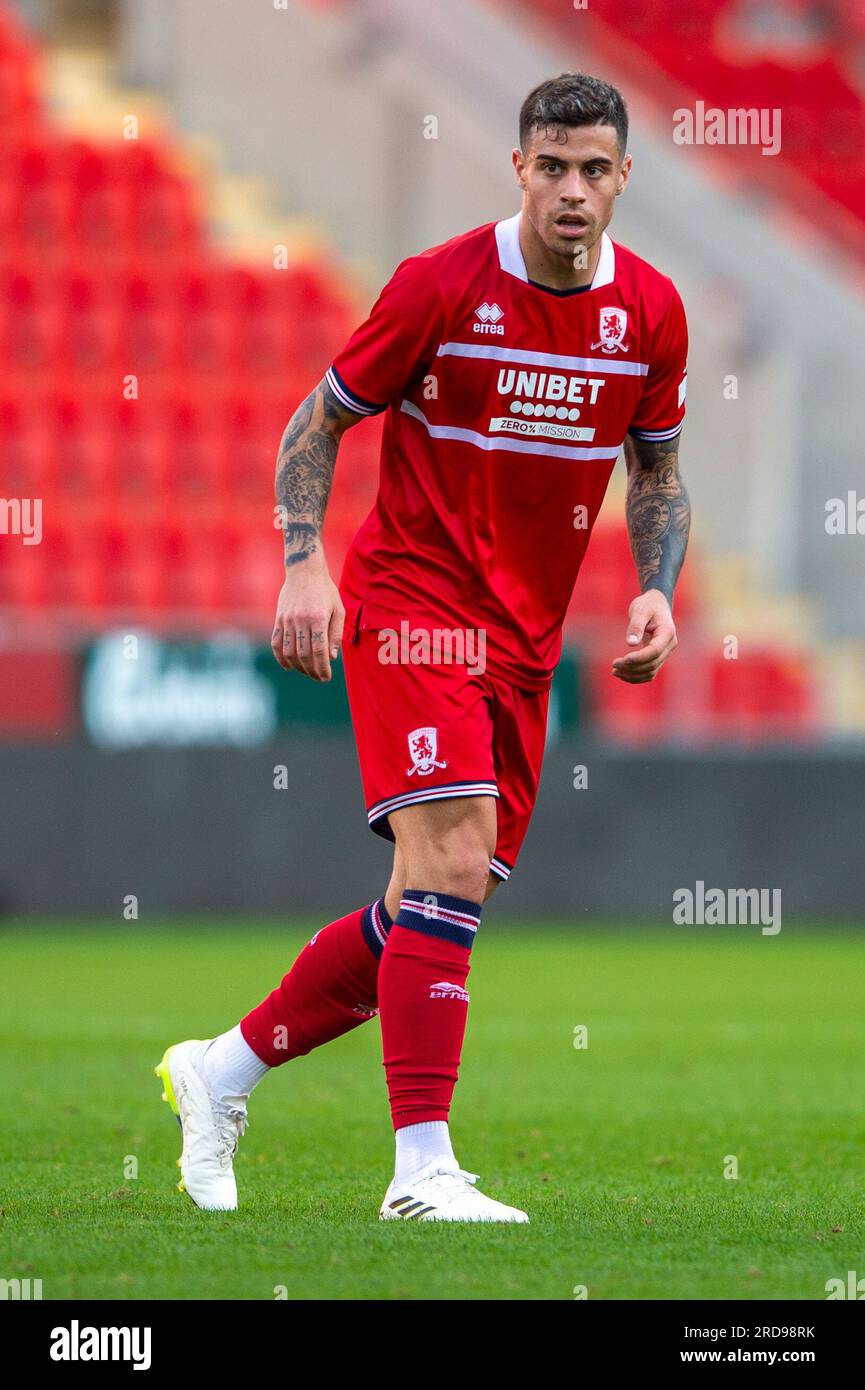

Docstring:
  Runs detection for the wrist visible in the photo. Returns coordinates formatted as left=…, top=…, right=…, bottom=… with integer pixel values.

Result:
left=641, top=584, right=674, bottom=610
left=283, top=539, right=325, bottom=569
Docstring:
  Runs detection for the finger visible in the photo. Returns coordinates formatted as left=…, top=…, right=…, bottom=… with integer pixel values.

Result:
left=625, top=606, right=649, bottom=646
left=612, top=657, right=665, bottom=681
left=612, top=664, right=661, bottom=684
left=613, top=630, right=674, bottom=668
left=328, top=604, right=345, bottom=664
left=282, top=621, right=304, bottom=674
left=272, top=620, right=291, bottom=671
left=612, top=643, right=674, bottom=679
left=308, top=618, right=331, bottom=682
left=292, top=622, right=314, bottom=678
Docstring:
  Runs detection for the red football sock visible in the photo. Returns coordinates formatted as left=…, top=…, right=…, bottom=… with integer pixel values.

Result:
left=239, top=899, right=391, bottom=1067
left=378, top=890, right=481, bottom=1129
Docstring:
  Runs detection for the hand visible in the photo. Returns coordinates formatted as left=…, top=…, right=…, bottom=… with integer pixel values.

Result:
left=271, top=558, right=345, bottom=681
left=612, top=589, right=677, bottom=684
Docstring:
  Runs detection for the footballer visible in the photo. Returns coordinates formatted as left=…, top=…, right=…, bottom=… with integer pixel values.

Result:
left=155, top=72, right=690, bottom=1222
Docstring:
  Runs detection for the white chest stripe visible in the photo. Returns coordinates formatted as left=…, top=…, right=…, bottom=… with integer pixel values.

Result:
left=436, top=341, right=649, bottom=376
left=400, top=399, right=621, bottom=461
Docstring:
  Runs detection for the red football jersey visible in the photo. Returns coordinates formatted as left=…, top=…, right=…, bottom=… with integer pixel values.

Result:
left=327, top=213, right=687, bottom=690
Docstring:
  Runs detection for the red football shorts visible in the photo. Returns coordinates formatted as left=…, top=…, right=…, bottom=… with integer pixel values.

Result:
left=341, top=607, right=550, bottom=881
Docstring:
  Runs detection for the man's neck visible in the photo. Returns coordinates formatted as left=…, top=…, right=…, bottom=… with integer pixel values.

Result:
left=518, top=211, right=602, bottom=291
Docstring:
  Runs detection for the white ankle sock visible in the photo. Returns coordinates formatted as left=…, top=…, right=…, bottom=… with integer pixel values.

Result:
left=202, top=1025, right=270, bottom=1099
left=394, top=1121, right=458, bottom=1184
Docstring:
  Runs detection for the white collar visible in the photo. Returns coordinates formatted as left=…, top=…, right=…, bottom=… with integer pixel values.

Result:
left=494, top=211, right=615, bottom=290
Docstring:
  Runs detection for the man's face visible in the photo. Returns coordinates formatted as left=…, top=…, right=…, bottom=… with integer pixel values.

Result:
left=513, top=123, right=630, bottom=261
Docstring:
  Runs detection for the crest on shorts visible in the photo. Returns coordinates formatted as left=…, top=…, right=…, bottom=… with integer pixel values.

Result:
left=591, top=306, right=630, bottom=354
left=406, top=726, right=447, bottom=776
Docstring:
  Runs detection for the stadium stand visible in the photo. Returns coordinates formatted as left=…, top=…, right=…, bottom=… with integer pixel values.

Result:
left=0, top=2, right=378, bottom=631
left=0, top=2, right=830, bottom=742
left=495, top=0, right=865, bottom=263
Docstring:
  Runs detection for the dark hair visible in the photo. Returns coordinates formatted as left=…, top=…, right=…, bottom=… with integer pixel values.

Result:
left=519, top=72, right=628, bottom=156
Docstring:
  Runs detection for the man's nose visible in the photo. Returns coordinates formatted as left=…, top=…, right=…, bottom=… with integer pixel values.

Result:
left=559, top=175, right=587, bottom=201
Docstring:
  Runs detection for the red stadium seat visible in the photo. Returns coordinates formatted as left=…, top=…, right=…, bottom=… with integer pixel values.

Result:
left=706, top=648, right=819, bottom=742
left=501, top=0, right=865, bottom=245
left=0, top=28, right=41, bottom=138
left=0, top=0, right=782, bottom=763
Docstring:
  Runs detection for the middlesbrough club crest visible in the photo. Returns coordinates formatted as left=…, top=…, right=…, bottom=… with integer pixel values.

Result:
left=591, top=306, right=630, bottom=354
left=406, top=726, right=447, bottom=776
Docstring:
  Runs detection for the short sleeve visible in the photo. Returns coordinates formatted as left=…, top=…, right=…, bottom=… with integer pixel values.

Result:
left=628, top=285, right=688, bottom=443
left=325, top=255, right=442, bottom=416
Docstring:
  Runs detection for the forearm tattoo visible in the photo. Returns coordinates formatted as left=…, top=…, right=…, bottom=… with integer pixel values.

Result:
left=275, top=380, right=356, bottom=566
left=625, top=433, right=691, bottom=607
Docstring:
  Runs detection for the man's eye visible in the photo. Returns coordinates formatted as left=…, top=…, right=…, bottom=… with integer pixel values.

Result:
left=544, top=163, right=560, bottom=173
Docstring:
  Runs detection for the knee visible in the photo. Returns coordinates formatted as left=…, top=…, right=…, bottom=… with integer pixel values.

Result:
left=405, top=826, right=492, bottom=904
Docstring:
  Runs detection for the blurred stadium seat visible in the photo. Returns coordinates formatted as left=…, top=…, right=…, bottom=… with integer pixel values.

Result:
left=0, top=0, right=379, bottom=637
left=0, top=0, right=832, bottom=742
left=501, top=0, right=865, bottom=256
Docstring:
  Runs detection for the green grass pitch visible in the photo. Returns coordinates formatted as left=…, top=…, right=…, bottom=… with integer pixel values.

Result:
left=1, top=920, right=862, bottom=1301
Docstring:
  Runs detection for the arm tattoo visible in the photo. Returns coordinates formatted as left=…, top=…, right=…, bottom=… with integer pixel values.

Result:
left=624, top=433, right=691, bottom=607
left=275, top=379, right=360, bottom=566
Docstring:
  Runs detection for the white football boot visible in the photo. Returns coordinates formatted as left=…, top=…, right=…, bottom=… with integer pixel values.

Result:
left=154, top=1039, right=247, bottom=1211
left=380, top=1163, right=529, bottom=1223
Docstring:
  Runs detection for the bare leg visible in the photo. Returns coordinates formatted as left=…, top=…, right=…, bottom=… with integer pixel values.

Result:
left=383, top=822, right=501, bottom=921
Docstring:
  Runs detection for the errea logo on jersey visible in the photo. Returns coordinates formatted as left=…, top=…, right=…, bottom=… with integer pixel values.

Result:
left=474, top=302, right=504, bottom=335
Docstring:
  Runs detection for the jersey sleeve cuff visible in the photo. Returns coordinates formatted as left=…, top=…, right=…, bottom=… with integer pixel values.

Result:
left=326, top=366, right=388, bottom=417
left=628, top=420, right=684, bottom=442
